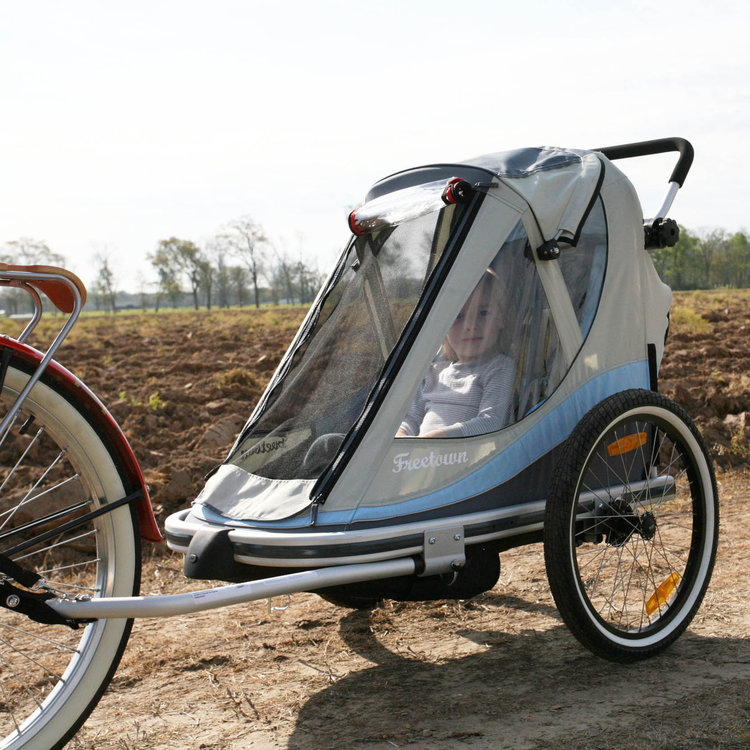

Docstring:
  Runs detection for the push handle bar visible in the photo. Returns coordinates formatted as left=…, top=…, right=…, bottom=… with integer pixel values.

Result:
left=595, top=137, right=694, bottom=187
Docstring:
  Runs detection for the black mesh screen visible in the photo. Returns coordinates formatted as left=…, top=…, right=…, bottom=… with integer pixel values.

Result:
left=229, top=203, right=466, bottom=480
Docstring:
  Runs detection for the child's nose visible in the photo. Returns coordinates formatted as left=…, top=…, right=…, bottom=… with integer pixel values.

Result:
left=466, top=311, right=483, bottom=329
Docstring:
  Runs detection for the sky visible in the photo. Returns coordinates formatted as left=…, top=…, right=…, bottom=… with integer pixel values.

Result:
left=1, top=0, right=748, bottom=293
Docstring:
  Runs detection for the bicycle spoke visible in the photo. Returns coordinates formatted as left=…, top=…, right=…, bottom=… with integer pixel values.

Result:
left=0, top=621, right=78, bottom=653
left=0, top=634, right=65, bottom=681
left=0, top=472, right=82, bottom=526
left=0, top=424, right=44, bottom=484
left=36, top=558, right=101, bottom=576
left=0, top=676, right=21, bottom=736
left=13, top=529, right=97, bottom=563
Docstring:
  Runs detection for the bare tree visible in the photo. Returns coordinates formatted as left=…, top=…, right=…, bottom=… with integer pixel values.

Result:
left=228, top=265, right=250, bottom=307
left=150, top=237, right=214, bottom=310
left=205, top=238, right=228, bottom=308
left=220, top=216, right=267, bottom=308
left=135, top=271, right=151, bottom=311
left=92, top=250, right=118, bottom=312
left=269, top=244, right=297, bottom=304
left=216, top=257, right=231, bottom=308
left=148, top=242, right=182, bottom=309
left=1, top=237, right=64, bottom=265
left=165, top=238, right=204, bottom=310
left=199, top=258, right=214, bottom=309
left=297, top=257, right=323, bottom=305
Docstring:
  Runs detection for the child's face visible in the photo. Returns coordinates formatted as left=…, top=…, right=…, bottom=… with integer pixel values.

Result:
left=446, top=287, right=501, bottom=362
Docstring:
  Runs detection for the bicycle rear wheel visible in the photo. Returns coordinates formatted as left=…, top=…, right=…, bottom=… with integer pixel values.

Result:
left=0, top=360, right=140, bottom=749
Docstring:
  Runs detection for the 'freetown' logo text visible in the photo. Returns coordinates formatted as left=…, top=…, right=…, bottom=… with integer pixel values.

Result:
left=239, top=436, right=287, bottom=461
left=392, top=450, right=469, bottom=474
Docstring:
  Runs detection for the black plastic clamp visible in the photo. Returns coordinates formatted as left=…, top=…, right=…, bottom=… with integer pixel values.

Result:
left=644, top=218, right=680, bottom=250
left=536, top=240, right=561, bottom=261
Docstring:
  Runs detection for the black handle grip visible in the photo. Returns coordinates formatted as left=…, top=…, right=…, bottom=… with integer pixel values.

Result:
left=595, top=137, right=694, bottom=187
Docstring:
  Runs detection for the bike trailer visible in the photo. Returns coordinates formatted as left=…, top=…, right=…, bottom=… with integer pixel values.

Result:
left=166, top=140, right=712, bottom=604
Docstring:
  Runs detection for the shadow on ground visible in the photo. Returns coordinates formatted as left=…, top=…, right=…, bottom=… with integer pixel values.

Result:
left=282, top=593, right=750, bottom=750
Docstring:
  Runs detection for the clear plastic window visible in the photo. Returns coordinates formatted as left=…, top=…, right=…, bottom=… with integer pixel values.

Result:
left=558, top=197, right=607, bottom=338
left=398, top=222, right=568, bottom=437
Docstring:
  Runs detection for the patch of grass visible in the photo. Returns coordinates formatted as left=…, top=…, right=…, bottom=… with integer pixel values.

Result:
left=118, top=390, right=165, bottom=409
left=213, top=368, right=259, bottom=389
left=147, top=391, right=165, bottom=410
left=118, top=390, right=141, bottom=406
left=670, top=304, right=711, bottom=334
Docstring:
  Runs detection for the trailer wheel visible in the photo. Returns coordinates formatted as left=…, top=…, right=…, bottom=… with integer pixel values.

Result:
left=544, top=389, right=718, bottom=662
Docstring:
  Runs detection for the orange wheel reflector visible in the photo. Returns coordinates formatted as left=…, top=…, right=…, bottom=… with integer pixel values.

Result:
left=645, top=572, right=681, bottom=615
left=607, top=432, right=648, bottom=457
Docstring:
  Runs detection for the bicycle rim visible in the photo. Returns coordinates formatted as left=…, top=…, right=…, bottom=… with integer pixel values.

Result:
left=0, top=364, right=140, bottom=749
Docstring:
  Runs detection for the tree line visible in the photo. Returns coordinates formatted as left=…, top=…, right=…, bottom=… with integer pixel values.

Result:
left=144, top=215, right=324, bottom=312
left=651, top=226, right=750, bottom=290
left=0, top=216, right=326, bottom=314
left=1, top=223, right=749, bottom=315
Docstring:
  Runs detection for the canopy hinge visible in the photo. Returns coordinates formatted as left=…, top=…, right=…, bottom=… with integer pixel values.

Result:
left=536, top=239, right=561, bottom=261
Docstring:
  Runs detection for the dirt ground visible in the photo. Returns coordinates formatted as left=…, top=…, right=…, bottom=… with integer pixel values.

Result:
left=10, top=291, right=749, bottom=749
left=70, top=470, right=750, bottom=750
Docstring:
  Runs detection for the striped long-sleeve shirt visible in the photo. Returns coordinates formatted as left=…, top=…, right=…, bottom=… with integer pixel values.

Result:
left=399, top=353, right=515, bottom=438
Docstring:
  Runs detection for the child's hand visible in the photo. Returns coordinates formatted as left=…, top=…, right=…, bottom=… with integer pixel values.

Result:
left=419, top=428, right=447, bottom=438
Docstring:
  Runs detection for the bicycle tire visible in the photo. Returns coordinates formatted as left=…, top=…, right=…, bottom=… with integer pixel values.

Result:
left=0, top=360, right=140, bottom=749
left=544, top=389, right=718, bottom=662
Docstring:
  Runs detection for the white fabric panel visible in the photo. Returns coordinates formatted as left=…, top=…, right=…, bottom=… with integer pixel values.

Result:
left=519, top=213, right=584, bottom=366
left=533, top=258, right=584, bottom=364
left=500, top=150, right=603, bottom=241
left=570, top=162, right=656, bottom=378
left=195, top=464, right=314, bottom=521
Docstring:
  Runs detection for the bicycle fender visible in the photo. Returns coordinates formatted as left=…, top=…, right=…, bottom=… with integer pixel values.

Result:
left=0, top=336, right=163, bottom=542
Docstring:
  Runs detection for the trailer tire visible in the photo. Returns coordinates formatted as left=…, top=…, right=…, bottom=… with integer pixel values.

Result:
left=544, top=389, right=718, bottom=662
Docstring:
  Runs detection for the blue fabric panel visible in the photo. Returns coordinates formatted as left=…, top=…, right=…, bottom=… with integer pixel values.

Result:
left=346, top=360, right=650, bottom=523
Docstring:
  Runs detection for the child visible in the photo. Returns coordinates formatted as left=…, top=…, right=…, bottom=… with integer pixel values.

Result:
left=397, top=269, right=515, bottom=438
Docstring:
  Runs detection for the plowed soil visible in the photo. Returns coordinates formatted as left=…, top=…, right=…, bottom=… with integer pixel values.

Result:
left=7, top=291, right=749, bottom=749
